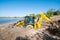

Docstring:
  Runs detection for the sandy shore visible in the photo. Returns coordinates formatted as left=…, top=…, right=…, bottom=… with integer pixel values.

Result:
left=0, top=21, right=49, bottom=40
left=0, top=21, right=16, bottom=25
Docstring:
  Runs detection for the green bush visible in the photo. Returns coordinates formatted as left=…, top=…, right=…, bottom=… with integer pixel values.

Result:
left=46, top=9, right=60, bottom=17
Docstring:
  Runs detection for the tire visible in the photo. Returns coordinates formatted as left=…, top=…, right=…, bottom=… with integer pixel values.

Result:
left=26, top=25, right=33, bottom=30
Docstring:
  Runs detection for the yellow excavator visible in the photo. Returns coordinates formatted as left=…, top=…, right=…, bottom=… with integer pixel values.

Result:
left=14, top=12, right=59, bottom=29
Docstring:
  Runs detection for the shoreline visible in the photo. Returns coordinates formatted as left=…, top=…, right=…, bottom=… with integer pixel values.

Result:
left=0, top=22, right=16, bottom=26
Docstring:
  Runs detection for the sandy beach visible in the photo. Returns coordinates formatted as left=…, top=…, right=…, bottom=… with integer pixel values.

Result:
left=0, top=21, right=49, bottom=40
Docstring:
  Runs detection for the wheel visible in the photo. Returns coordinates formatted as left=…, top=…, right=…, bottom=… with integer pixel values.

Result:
left=26, top=25, right=33, bottom=30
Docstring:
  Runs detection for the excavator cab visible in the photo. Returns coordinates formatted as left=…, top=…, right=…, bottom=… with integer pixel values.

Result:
left=24, top=16, right=34, bottom=26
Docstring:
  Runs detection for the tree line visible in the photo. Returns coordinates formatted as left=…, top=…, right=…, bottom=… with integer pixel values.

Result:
left=26, top=9, right=60, bottom=18
left=45, top=9, right=60, bottom=18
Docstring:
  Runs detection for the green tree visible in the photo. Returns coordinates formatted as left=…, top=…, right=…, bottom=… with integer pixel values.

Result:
left=55, top=10, right=60, bottom=15
left=29, top=13, right=36, bottom=17
left=46, top=9, right=54, bottom=17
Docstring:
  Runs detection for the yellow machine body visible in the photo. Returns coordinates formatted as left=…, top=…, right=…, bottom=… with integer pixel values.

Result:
left=15, top=12, right=51, bottom=29
left=15, top=20, right=24, bottom=26
left=34, top=12, right=51, bottom=29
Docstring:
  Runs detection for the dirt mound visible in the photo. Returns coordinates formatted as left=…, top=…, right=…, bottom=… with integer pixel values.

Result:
left=0, top=24, right=60, bottom=40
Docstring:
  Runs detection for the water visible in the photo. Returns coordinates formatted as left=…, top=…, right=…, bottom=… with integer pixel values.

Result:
left=0, top=18, right=24, bottom=24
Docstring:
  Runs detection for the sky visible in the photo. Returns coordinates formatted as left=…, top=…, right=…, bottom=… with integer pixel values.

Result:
left=0, top=0, right=60, bottom=17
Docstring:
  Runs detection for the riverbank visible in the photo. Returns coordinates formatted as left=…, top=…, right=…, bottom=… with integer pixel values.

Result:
left=0, top=22, right=59, bottom=40
left=0, top=20, right=49, bottom=40
left=0, top=22, right=16, bottom=28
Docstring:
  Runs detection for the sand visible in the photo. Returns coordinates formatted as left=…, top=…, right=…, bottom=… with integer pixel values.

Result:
left=0, top=22, right=50, bottom=40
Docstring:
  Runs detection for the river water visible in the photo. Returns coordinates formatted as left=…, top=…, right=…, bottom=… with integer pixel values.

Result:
left=0, top=18, right=23, bottom=24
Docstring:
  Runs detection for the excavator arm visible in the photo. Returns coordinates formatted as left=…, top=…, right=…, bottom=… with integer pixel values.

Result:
left=39, top=12, right=51, bottom=22
left=39, top=12, right=59, bottom=28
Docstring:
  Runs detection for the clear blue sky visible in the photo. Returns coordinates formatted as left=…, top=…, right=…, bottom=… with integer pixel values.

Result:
left=0, top=0, right=60, bottom=17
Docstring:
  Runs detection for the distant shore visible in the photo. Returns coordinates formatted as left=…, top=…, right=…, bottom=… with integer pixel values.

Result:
left=0, top=17, right=21, bottom=18
left=0, top=16, right=24, bottom=18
